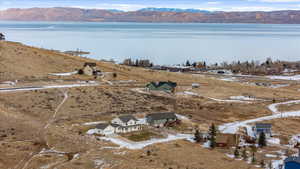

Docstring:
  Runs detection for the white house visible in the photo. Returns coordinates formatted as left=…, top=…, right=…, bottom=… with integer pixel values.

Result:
left=112, top=115, right=138, bottom=126
left=112, top=115, right=141, bottom=133
left=87, top=115, right=142, bottom=136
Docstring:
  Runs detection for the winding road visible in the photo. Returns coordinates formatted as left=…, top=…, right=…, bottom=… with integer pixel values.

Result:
left=219, top=100, right=300, bottom=135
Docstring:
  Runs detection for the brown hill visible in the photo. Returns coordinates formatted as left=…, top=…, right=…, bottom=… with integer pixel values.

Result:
left=1, top=7, right=300, bottom=23
left=2, top=40, right=300, bottom=169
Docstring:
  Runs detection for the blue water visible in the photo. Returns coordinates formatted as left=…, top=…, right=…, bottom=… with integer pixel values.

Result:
left=1, top=21, right=300, bottom=64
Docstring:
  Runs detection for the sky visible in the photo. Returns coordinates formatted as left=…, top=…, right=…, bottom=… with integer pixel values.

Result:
left=1, top=0, right=300, bottom=11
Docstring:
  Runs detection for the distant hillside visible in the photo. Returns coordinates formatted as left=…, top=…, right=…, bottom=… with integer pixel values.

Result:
left=1, top=7, right=300, bottom=23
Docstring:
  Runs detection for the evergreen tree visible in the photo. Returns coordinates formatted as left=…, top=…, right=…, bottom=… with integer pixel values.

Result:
left=268, top=161, right=273, bottom=169
left=209, top=123, right=217, bottom=149
left=251, top=152, right=256, bottom=164
left=234, top=147, right=240, bottom=158
left=242, top=148, right=248, bottom=161
left=0, top=33, right=5, bottom=41
left=210, top=135, right=216, bottom=149
left=186, top=60, right=191, bottom=67
left=209, top=123, right=217, bottom=137
left=194, top=129, right=202, bottom=143
left=260, top=160, right=265, bottom=168
left=135, top=59, right=139, bottom=66
left=258, top=132, right=267, bottom=147
left=192, top=62, right=197, bottom=68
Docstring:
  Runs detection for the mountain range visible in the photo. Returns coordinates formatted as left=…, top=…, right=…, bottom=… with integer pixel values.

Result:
left=138, top=8, right=211, bottom=13
left=1, top=7, right=300, bottom=23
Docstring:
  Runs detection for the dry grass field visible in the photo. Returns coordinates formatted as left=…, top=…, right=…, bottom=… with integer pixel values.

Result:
left=1, top=41, right=300, bottom=169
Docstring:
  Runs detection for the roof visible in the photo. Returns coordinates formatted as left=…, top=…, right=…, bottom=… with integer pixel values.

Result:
left=118, top=115, right=138, bottom=123
left=111, top=123, right=120, bottom=128
left=146, top=112, right=177, bottom=121
left=285, top=156, right=300, bottom=164
left=147, top=81, right=177, bottom=88
left=84, top=62, right=97, bottom=67
left=255, top=123, right=272, bottom=129
left=95, top=123, right=110, bottom=130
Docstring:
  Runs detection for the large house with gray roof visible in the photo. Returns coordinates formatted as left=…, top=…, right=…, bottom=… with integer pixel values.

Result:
left=146, top=112, right=178, bottom=127
left=146, top=81, right=177, bottom=93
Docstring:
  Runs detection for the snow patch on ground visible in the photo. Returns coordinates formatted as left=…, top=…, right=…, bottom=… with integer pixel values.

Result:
left=265, top=154, right=277, bottom=158
left=73, top=153, right=80, bottom=159
left=130, top=88, right=150, bottom=95
left=267, top=74, right=300, bottom=81
left=202, top=141, right=211, bottom=148
left=230, top=96, right=256, bottom=101
left=83, top=121, right=106, bottom=126
left=226, top=154, right=235, bottom=159
left=270, top=84, right=290, bottom=89
left=100, top=146, right=121, bottom=150
left=0, top=82, right=99, bottom=93
left=267, top=138, right=281, bottom=145
left=99, top=134, right=193, bottom=150
left=219, top=77, right=237, bottom=82
left=176, top=91, right=199, bottom=97
left=48, top=71, right=78, bottom=76
left=208, top=97, right=251, bottom=103
left=183, top=91, right=199, bottom=96
left=229, top=96, right=264, bottom=101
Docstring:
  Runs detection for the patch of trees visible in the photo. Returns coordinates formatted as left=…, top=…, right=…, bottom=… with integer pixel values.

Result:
left=122, top=58, right=153, bottom=67
left=185, top=60, right=207, bottom=69
left=0, top=33, right=5, bottom=40
left=211, top=58, right=300, bottom=75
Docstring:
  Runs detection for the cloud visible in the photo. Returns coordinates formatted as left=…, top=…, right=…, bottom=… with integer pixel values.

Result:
left=206, top=1, right=222, bottom=5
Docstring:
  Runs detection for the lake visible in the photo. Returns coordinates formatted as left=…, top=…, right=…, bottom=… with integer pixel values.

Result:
left=1, top=21, right=300, bottom=65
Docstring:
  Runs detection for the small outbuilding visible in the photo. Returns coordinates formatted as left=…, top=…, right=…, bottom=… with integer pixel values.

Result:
left=216, top=134, right=240, bottom=148
left=192, top=83, right=200, bottom=89
left=253, top=123, right=272, bottom=138
left=82, top=62, right=98, bottom=76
